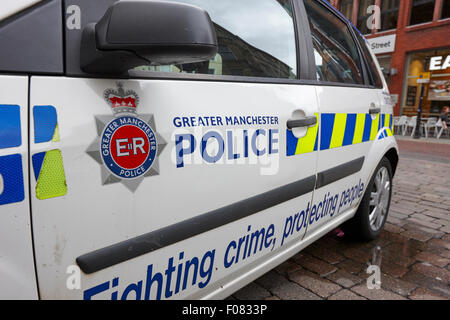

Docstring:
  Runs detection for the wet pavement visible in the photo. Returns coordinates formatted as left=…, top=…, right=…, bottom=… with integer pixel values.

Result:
left=228, top=137, right=450, bottom=300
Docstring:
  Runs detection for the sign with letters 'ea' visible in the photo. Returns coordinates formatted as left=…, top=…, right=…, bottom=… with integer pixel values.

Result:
left=368, top=34, right=396, bottom=55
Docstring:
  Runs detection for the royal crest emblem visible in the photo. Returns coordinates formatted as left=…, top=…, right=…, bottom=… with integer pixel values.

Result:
left=86, top=83, right=166, bottom=192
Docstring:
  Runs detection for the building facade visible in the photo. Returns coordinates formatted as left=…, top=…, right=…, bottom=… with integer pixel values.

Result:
left=331, top=0, right=450, bottom=117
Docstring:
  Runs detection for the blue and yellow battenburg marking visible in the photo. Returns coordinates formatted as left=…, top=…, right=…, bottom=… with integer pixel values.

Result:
left=32, top=105, right=67, bottom=200
left=287, top=113, right=393, bottom=156
left=0, top=105, right=24, bottom=205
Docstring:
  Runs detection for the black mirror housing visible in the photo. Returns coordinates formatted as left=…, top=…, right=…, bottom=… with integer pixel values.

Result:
left=80, top=0, right=218, bottom=75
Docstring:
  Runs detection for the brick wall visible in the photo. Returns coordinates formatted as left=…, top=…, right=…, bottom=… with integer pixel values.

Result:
left=332, top=0, right=450, bottom=115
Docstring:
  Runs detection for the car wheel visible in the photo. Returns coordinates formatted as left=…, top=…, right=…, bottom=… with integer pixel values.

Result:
left=342, top=157, right=393, bottom=241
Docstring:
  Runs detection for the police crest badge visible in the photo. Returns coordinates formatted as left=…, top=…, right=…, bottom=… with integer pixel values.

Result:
left=86, top=82, right=166, bottom=192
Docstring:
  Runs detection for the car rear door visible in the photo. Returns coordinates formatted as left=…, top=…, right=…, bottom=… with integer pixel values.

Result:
left=301, top=0, right=387, bottom=237
left=30, top=0, right=320, bottom=300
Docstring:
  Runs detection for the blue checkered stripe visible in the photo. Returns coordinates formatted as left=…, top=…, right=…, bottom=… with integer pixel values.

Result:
left=0, top=105, right=25, bottom=205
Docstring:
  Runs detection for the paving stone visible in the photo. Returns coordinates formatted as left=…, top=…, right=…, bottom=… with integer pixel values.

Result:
left=351, top=284, right=407, bottom=300
left=412, top=262, right=450, bottom=282
left=270, top=281, right=321, bottom=300
left=440, top=250, right=450, bottom=259
left=264, top=296, right=280, bottom=300
left=387, top=216, right=404, bottom=225
left=379, top=230, right=409, bottom=243
left=380, top=273, right=417, bottom=297
left=380, top=247, right=416, bottom=267
left=389, top=211, right=409, bottom=220
left=400, top=229, right=434, bottom=242
left=291, top=253, right=337, bottom=277
left=417, top=200, right=449, bottom=211
left=383, top=223, right=405, bottom=234
left=304, top=244, right=346, bottom=265
left=410, top=213, right=437, bottom=223
left=379, top=261, right=409, bottom=278
left=341, top=247, right=372, bottom=264
left=436, top=219, right=450, bottom=227
left=408, top=288, right=448, bottom=300
left=233, top=282, right=272, bottom=300
left=255, top=271, right=291, bottom=292
left=325, top=269, right=364, bottom=288
left=405, top=218, right=443, bottom=231
left=289, top=269, right=341, bottom=298
left=274, top=260, right=302, bottom=276
left=335, top=259, right=367, bottom=275
left=403, top=223, right=445, bottom=238
left=415, top=251, right=450, bottom=268
left=428, top=239, right=450, bottom=250
left=401, top=271, right=450, bottom=297
left=421, top=208, right=450, bottom=220
left=328, top=289, right=367, bottom=300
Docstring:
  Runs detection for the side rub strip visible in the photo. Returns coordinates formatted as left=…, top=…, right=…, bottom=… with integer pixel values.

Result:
left=77, top=157, right=364, bottom=274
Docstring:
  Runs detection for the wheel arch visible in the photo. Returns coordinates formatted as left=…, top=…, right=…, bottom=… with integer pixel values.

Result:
left=383, top=147, right=399, bottom=177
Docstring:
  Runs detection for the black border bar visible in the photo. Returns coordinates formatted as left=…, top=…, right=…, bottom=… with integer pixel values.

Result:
left=316, top=157, right=365, bottom=189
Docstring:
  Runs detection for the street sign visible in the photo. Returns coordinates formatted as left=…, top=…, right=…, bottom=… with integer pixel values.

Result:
left=417, top=72, right=431, bottom=84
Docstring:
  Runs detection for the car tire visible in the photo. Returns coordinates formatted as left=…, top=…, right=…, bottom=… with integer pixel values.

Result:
left=342, top=156, right=393, bottom=241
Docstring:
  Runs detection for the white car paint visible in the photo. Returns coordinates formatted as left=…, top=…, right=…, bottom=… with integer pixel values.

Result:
left=0, top=76, right=38, bottom=299
left=0, top=0, right=398, bottom=300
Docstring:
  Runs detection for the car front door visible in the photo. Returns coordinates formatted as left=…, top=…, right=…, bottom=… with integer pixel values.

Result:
left=30, top=0, right=321, bottom=300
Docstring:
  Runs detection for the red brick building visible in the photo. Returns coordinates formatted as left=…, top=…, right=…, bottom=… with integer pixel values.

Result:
left=330, top=0, right=450, bottom=117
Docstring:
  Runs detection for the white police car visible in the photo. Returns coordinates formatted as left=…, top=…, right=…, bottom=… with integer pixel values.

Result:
left=0, top=0, right=398, bottom=299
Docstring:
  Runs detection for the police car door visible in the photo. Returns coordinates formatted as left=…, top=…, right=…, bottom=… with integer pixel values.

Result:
left=29, top=0, right=320, bottom=299
left=301, top=0, right=386, bottom=237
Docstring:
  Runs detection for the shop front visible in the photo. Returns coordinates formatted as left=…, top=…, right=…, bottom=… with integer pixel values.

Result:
left=400, top=48, right=450, bottom=118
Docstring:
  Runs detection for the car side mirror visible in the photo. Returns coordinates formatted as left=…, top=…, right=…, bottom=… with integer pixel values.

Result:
left=80, top=0, right=218, bottom=75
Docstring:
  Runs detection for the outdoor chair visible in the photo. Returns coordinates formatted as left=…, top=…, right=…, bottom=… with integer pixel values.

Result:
left=423, top=117, right=437, bottom=138
left=435, top=119, right=450, bottom=139
left=406, top=116, right=417, bottom=137
left=395, top=116, right=408, bottom=135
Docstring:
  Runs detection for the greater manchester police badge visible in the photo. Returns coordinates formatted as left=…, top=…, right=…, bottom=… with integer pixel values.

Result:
left=86, top=83, right=166, bottom=192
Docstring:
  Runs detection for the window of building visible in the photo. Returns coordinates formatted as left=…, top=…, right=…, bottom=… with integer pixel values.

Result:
left=442, top=0, right=450, bottom=19
left=409, top=0, right=436, bottom=26
left=135, top=0, right=297, bottom=79
left=401, top=48, right=450, bottom=117
left=377, top=55, right=393, bottom=85
left=379, top=0, right=400, bottom=31
left=338, top=0, right=354, bottom=21
left=356, top=0, right=375, bottom=34
left=303, top=0, right=364, bottom=85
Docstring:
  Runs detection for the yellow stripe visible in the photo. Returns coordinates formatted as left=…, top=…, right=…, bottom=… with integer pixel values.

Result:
left=295, top=113, right=319, bottom=154
left=370, top=114, right=380, bottom=141
left=51, top=123, right=60, bottom=142
left=384, top=114, right=390, bottom=129
left=352, top=113, right=366, bottom=145
left=329, top=113, right=347, bottom=149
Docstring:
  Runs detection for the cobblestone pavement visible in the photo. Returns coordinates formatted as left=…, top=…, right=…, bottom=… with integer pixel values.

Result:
left=229, top=138, right=450, bottom=300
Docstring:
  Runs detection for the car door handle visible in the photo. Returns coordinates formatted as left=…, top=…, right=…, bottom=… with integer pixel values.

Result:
left=287, top=116, right=317, bottom=130
left=369, top=107, right=381, bottom=115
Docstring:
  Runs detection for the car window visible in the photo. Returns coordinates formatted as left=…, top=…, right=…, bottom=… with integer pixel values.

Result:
left=135, top=0, right=297, bottom=79
left=355, top=31, right=384, bottom=88
left=303, top=0, right=365, bottom=85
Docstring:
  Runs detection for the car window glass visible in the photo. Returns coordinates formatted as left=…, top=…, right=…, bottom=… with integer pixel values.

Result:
left=355, top=31, right=383, bottom=88
left=135, top=0, right=297, bottom=79
left=304, top=0, right=365, bottom=85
